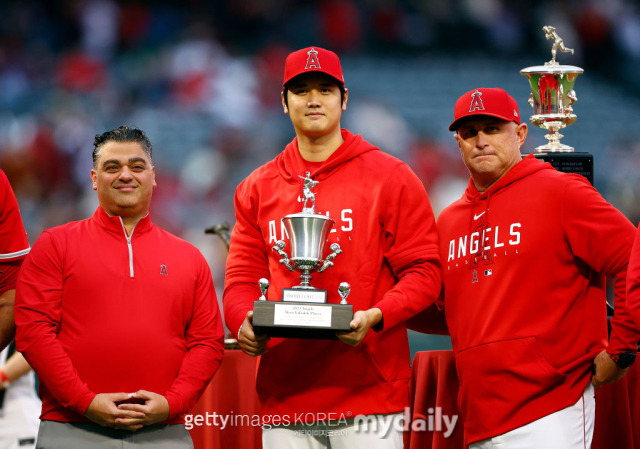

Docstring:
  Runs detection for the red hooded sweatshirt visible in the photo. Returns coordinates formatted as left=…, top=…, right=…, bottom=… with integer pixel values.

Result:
left=438, top=154, right=639, bottom=444
left=224, top=129, right=441, bottom=421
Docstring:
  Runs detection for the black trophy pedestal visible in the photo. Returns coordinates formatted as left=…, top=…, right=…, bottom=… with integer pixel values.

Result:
left=531, top=152, right=594, bottom=185
left=252, top=300, right=354, bottom=340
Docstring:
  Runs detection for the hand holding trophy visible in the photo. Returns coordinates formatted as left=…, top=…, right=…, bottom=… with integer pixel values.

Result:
left=252, top=173, right=354, bottom=339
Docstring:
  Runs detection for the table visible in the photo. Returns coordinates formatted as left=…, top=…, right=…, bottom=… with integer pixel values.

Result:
left=188, top=350, right=262, bottom=449
left=406, top=350, right=640, bottom=449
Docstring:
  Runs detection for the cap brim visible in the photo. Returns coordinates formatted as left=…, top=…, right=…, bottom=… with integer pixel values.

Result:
left=449, top=112, right=517, bottom=132
left=283, top=71, right=345, bottom=90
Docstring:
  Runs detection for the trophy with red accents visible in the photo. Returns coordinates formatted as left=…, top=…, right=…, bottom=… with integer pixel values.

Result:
left=520, top=25, right=593, bottom=184
left=252, top=173, right=353, bottom=339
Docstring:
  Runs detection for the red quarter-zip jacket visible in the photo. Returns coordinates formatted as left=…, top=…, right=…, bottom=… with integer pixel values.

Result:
left=15, top=207, right=224, bottom=423
left=224, top=129, right=441, bottom=420
left=438, top=155, right=639, bottom=443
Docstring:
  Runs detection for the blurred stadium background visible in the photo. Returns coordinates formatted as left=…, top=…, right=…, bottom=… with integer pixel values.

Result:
left=2, top=0, right=640, bottom=355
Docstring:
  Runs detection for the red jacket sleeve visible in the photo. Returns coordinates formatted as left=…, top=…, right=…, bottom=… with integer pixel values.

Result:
left=0, top=169, right=29, bottom=260
left=164, top=249, right=225, bottom=419
left=626, top=222, right=640, bottom=333
left=223, top=178, right=270, bottom=337
left=15, top=231, right=96, bottom=414
left=562, top=176, right=640, bottom=353
left=374, top=163, right=442, bottom=329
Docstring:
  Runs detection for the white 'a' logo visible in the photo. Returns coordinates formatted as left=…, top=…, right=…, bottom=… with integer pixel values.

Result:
left=469, top=90, right=485, bottom=112
left=305, top=48, right=321, bottom=69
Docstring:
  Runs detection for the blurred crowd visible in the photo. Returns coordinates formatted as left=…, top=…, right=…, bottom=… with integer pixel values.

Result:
left=1, top=0, right=640, bottom=293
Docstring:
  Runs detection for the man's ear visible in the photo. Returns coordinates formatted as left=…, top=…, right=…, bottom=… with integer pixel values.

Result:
left=342, top=88, right=348, bottom=111
left=281, top=91, right=288, bottom=114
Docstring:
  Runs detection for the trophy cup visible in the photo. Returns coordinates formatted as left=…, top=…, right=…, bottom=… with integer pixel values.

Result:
left=520, top=25, right=593, bottom=184
left=252, top=173, right=354, bottom=339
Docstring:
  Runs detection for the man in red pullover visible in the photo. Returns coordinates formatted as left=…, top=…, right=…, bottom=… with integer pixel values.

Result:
left=14, top=126, right=225, bottom=447
left=223, top=47, right=441, bottom=448
left=439, top=88, right=639, bottom=448
left=0, top=169, right=30, bottom=353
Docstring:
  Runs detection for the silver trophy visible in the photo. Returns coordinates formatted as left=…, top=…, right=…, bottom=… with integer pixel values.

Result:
left=520, top=26, right=583, bottom=152
left=252, top=173, right=353, bottom=339
left=273, top=172, right=343, bottom=297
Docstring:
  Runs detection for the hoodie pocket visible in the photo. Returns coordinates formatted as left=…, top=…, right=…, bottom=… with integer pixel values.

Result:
left=455, top=336, right=567, bottom=436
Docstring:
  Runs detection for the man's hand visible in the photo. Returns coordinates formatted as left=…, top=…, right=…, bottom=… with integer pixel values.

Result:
left=592, top=350, right=628, bottom=388
left=238, top=311, right=270, bottom=357
left=336, top=308, right=382, bottom=347
left=85, top=392, right=146, bottom=430
left=115, top=390, right=170, bottom=428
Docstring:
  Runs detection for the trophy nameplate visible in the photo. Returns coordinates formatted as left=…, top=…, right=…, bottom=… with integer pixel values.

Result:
left=252, top=173, right=354, bottom=339
left=521, top=25, right=593, bottom=184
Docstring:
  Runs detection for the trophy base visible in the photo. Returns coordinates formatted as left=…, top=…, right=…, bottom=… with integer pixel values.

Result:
left=530, top=151, right=593, bottom=185
left=252, top=300, right=354, bottom=339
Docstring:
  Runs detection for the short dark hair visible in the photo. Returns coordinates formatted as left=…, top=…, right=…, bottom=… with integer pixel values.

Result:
left=92, top=126, right=152, bottom=167
left=282, top=73, right=346, bottom=109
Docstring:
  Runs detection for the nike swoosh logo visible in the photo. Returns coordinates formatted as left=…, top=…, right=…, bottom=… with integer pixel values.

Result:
left=474, top=210, right=488, bottom=220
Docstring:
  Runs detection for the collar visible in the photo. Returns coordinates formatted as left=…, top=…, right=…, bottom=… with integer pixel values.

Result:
left=91, top=206, right=153, bottom=237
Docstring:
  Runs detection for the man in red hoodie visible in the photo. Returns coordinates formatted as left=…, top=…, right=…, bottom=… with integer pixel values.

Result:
left=14, top=126, right=225, bottom=447
left=440, top=88, right=639, bottom=448
left=223, top=47, right=441, bottom=448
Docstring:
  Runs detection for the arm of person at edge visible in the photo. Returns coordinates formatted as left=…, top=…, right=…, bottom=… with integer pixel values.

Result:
left=0, top=351, right=33, bottom=387
left=560, top=176, right=640, bottom=387
left=338, top=163, right=442, bottom=347
left=0, top=288, right=16, bottom=352
left=0, top=260, right=25, bottom=352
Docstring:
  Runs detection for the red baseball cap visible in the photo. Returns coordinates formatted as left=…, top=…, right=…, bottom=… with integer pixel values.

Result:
left=449, top=88, right=520, bottom=131
left=282, top=47, right=345, bottom=89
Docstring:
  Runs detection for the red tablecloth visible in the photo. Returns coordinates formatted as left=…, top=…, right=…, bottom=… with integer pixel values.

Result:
left=406, top=350, right=640, bottom=449
left=188, top=350, right=262, bottom=449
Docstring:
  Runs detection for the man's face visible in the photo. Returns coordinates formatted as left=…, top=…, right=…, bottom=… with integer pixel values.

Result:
left=282, top=73, right=347, bottom=139
left=90, top=141, right=156, bottom=219
left=454, top=116, right=527, bottom=191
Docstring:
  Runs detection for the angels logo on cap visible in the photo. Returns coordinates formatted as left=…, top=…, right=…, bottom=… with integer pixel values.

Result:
left=469, top=90, right=485, bottom=112
left=305, top=48, right=321, bottom=69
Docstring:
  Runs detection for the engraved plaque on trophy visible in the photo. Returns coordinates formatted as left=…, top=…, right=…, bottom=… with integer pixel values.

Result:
left=520, top=25, right=593, bottom=185
left=252, top=173, right=354, bottom=339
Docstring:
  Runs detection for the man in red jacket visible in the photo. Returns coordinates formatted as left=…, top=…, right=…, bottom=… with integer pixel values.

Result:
left=223, top=47, right=441, bottom=448
left=0, top=169, right=30, bottom=353
left=14, top=126, right=225, bottom=448
left=439, top=88, right=639, bottom=448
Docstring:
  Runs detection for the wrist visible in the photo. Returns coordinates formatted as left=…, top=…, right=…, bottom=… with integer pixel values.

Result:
left=0, top=369, right=10, bottom=389
left=607, top=351, right=637, bottom=369
left=368, top=308, right=383, bottom=332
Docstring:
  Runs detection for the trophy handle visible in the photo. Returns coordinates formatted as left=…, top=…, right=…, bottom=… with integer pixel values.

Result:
left=338, top=282, right=351, bottom=305
left=272, top=240, right=295, bottom=272
left=258, top=278, right=269, bottom=301
left=317, top=243, right=342, bottom=273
